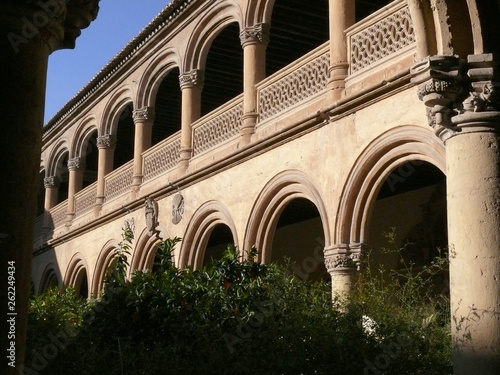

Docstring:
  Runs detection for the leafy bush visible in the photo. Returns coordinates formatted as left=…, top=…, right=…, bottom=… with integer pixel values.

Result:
left=25, top=231, right=451, bottom=375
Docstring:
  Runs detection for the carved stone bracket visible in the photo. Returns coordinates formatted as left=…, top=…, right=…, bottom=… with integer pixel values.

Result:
left=67, top=157, right=85, bottom=171
left=96, top=134, right=116, bottom=149
left=239, top=23, right=270, bottom=47
left=179, top=69, right=204, bottom=90
left=133, top=106, right=155, bottom=123
left=43, top=176, right=58, bottom=188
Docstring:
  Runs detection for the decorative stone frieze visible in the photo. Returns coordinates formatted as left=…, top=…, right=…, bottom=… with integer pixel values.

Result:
left=43, top=176, right=58, bottom=188
left=96, top=134, right=116, bottom=149
left=133, top=106, right=155, bottom=123
left=67, top=157, right=85, bottom=171
left=179, top=69, right=204, bottom=89
left=239, top=23, right=270, bottom=47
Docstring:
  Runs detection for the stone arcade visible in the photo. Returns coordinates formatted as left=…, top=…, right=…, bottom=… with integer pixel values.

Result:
left=22, top=1, right=500, bottom=374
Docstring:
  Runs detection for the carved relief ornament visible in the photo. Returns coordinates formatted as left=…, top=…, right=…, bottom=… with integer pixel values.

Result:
left=67, top=157, right=85, bottom=170
left=171, top=193, right=184, bottom=225
left=324, top=254, right=357, bottom=272
left=133, top=106, right=155, bottom=122
left=43, top=176, right=57, bottom=188
left=96, top=134, right=116, bottom=149
left=145, top=197, right=159, bottom=236
left=179, top=69, right=204, bottom=89
left=239, top=23, right=270, bottom=47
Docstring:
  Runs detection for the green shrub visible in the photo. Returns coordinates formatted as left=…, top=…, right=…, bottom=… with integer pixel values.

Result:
left=25, top=231, right=451, bottom=375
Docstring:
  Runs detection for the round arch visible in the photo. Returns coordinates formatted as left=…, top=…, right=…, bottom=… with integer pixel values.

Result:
left=100, top=85, right=135, bottom=136
left=243, top=170, right=331, bottom=263
left=38, top=263, right=61, bottom=294
left=70, top=116, right=99, bottom=159
left=64, top=253, right=90, bottom=298
left=334, top=125, right=446, bottom=249
left=129, top=225, right=170, bottom=276
left=245, top=0, right=273, bottom=26
left=91, top=239, right=120, bottom=297
left=46, top=139, right=70, bottom=177
left=136, top=47, right=182, bottom=108
left=183, top=1, right=243, bottom=71
left=179, top=200, right=238, bottom=269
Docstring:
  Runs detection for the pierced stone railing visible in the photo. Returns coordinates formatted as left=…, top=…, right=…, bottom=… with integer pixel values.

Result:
left=143, top=132, right=181, bottom=182
left=74, top=182, right=97, bottom=216
left=50, top=201, right=67, bottom=229
left=104, top=160, right=133, bottom=201
left=347, top=0, right=415, bottom=75
left=192, top=95, right=243, bottom=156
left=257, top=43, right=330, bottom=122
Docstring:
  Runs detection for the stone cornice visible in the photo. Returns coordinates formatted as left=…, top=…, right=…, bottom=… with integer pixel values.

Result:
left=43, top=0, right=198, bottom=136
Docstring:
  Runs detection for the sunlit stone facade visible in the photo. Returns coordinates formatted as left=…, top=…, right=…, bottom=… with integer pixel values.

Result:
left=31, top=1, right=500, bottom=373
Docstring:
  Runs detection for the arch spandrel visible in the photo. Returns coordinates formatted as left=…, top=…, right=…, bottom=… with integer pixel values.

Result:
left=334, top=125, right=446, bottom=249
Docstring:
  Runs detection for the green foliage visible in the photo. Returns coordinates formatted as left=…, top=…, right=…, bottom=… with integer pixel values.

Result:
left=26, top=231, right=452, bottom=375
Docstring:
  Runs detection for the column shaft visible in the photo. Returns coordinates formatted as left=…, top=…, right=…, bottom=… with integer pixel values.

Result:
left=132, top=107, right=154, bottom=192
left=328, top=0, right=355, bottom=101
left=179, top=71, right=202, bottom=170
left=95, top=135, right=115, bottom=211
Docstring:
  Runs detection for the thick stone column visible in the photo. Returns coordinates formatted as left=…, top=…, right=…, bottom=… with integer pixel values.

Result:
left=412, top=54, right=500, bottom=375
left=179, top=69, right=203, bottom=171
left=324, top=244, right=361, bottom=303
left=95, top=134, right=116, bottom=213
left=67, top=157, right=85, bottom=218
left=239, top=23, right=269, bottom=145
left=0, top=2, right=99, bottom=373
left=328, top=0, right=355, bottom=101
left=131, top=106, right=154, bottom=194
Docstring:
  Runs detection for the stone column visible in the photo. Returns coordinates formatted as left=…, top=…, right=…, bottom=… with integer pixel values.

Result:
left=0, top=2, right=99, bottom=372
left=131, top=106, right=154, bottom=194
left=179, top=69, right=203, bottom=171
left=67, top=157, right=85, bottom=218
left=412, top=54, right=500, bottom=375
left=239, top=23, right=269, bottom=145
left=42, top=176, right=59, bottom=230
left=95, top=134, right=116, bottom=214
left=328, top=0, right=355, bottom=101
left=324, top=244, right=360, bottom=303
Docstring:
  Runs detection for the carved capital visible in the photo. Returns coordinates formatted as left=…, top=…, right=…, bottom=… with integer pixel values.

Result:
left=67, top=157, right=85, bottom=171
left=43, top=176, right=58, bottom=188
left=96, top=134, right=116, bottom=149
left=133, top=106, right=155, bottom=123
left=179, top=69, right=204, bottom=90
left=239, top=23, right=270, bottom=47
left=325, top=254, right=356, bottom=272
left=411, top=55, right=465, bottom=139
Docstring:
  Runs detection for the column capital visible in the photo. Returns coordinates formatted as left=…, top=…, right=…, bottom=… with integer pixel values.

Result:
left=0, top=0, right=99, bottom=54
left=96, top=134, right=116, bottom=149
left=412, top=54, right=500, bottom=141
left=67, top=157, right=85, bottom=171
left=179, top=69, right=204, bottom=90
left=239, top=23, right=270, bottom=47
left=324, top=243, right=364, bottom=272
left=133, top=106, right=155, bottom=123
left=43, top=176, right=58, bottom=188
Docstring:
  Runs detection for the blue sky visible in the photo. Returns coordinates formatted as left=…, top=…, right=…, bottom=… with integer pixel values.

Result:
left=44, top=1, right=170, bottom=123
